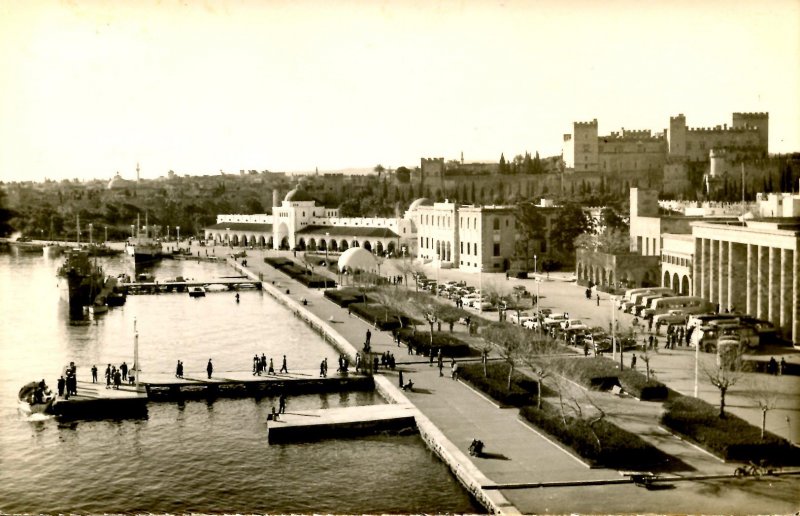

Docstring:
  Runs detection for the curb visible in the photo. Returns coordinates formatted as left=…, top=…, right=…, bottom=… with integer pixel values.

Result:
left=514, top=417, right=594, bottom=469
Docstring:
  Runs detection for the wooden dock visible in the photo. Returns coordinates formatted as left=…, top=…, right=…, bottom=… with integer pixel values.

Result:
left=267, top=403, right=417, bottom=443
left=120, top=278, right=261, bottom=294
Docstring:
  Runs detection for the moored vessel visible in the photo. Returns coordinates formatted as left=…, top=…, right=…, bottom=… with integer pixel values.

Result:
left=58, top=248, right=105, bottom=316
left=18, top=380, right=56, bottom=415
left=126, top=213, right=163, bottom=266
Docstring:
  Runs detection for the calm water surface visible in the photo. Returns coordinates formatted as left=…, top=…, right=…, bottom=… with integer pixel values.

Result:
left=0, top=251, right=481, bottom=514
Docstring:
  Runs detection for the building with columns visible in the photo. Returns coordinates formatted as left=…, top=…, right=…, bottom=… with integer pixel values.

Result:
left=692, top=219, right=800, bottom=344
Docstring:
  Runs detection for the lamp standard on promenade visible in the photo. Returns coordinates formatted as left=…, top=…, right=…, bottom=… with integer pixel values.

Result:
left=88, top=223, right=93, bottom=245
left=325, top=232, right=330, bottom=265
left=610, top=295, right=617, bottom=361
left=534, top=254, right=537, bottom=276
left=177, top=226, right=180, bottom=244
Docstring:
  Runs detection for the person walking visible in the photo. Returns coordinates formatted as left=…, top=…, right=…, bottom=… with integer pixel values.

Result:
left=365, top=329, right=371, bottom=347
left=596, top=293, right=600, bottom=306
left=206, top=359, right=213, bottom=379
left=176, top=360, right=182, bottom=378
left=278, top=393, right=287, bottom=414
left=280, top=355, right=288, bottom=374
left=105, top=365, right=112, bottom=389
left=121, top=361, right=128, bottom=381
left=57, top=376, right=66, bottom=397
left=268, top=358, right=275, bottom=375
left=320, top=358, right=326, bottom=378
left=630, top=353, right=637, bottom=369
left=91, top=365, right=98, bottom=383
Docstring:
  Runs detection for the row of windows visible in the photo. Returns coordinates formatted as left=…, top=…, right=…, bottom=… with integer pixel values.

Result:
left=662, top=254, right=691, bottom=268
left=422, top=214, right=513, bottom=230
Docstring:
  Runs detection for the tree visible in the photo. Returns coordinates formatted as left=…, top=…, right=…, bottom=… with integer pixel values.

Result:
left=520, top=336, right=561, bottom=409
left=515, top=201, right=546, bottom=269
left=374, top=164, right=385, bottom=179
left=745, top=377, right=782, bottom=440
left=498, top=153, right=508, bottom=175
left=702, top=344, right=745, bottom=418
left=481, top=322, right=525, bottom=390
left=551, top=203, right=591, bottom=254
left=395, top=166, right=411, bottom=184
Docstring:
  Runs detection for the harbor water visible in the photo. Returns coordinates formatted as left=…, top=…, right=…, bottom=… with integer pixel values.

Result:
left=0, top=252, right=481, bottom=514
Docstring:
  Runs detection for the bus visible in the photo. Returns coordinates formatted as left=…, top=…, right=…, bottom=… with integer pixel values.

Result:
left=643, top=296, right=713, bottom=319
left=623, top=288, right=674, bottom=312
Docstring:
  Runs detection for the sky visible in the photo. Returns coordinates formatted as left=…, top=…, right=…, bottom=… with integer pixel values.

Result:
left=0, top=0, right=798, bottom=182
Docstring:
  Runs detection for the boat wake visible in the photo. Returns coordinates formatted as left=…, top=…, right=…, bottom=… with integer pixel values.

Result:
left=25, top=412, right=54, bottom=422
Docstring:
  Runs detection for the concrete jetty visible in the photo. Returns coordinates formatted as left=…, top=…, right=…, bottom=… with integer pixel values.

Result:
left=140, top=369, right=373, bottom=399
left=267, top=403, right=416, bottom=443
left=52, top=380, right=148, bottom=418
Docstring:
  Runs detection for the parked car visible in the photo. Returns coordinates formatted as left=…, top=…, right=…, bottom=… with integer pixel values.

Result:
left=653, top=309, right=689, bottom=329
left=509, top=311, right=534, bottom=325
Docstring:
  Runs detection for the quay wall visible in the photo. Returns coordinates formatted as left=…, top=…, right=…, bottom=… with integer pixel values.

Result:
left=229, top=257, right=517, bottom=515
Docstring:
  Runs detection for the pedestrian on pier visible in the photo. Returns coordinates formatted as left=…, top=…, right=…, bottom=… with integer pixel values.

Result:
left=261, top=354, right=267, bottom=373
left=366, top=329, right=371, bottom=347
left=280, top=355, right=288, bottom=374
left=268, top=358, right=275, bottom=375
left=207, top=359, right=213, bottom=379
left=320, top=359, right=327, bottom=378
left=91, top=365, right=98, bottom=383
left=253, top=354, right=259, bottom=375
left=121, top=362, right=128, bottom=381
left=114, top=369, right=122, bottom=389
left=278, top=393, right=286, bottom=414
left=355, top=352, right=361, bottom=372
left=373, top=355, right=379, bottom=372
left=57, top=376, right=65, bottom=397
left=106, top=365, right=112, bottom=388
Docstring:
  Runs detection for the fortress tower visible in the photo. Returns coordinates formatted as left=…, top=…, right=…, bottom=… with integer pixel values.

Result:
left=732, top=112, right=769, bottom=151
left=668, top=114, right=688, bottom=158
left=573, top=119, right=599, bottom=172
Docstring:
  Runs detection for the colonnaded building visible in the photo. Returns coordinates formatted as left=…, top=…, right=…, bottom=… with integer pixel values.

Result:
left=204, top=187, right=559, bottom=273
left=630, top=188, right=800, bottom=347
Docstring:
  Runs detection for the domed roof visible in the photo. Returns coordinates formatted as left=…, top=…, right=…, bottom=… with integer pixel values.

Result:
left=338, top=247, right=378, bottom=272
left=284, top=188, right=314, bottom=202
left=107, top=172, right=134, bottom=190
left=408, top=198, right=433, bottom=211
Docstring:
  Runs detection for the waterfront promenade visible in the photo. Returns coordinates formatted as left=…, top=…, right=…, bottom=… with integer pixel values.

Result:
left=218, top=246, right=800, bottom=514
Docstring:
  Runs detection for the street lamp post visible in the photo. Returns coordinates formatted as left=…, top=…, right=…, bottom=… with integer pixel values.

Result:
left=177, top=226, right=180, bottom=248
left=325, top=232, right=330, bottom=265
left=167, top=226, right=170, bottom=241
left=611, top=295, right=617, bottom=361
left=694, top=336, right=699, bottom=397
left=89, top=223, right=93, bottom=245
left=534, top=254, right=537, bottom=276
left=104, top=226, right=107, bottom=244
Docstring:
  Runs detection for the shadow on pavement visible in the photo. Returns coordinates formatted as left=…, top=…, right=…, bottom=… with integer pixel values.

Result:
left=478, top=451, right=510, bottom=461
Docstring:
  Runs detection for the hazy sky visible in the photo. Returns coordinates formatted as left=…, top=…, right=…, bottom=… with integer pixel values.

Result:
left=1, top=0, right=798, bottom=182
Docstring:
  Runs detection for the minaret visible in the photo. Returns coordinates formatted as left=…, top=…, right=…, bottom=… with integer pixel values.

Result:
left=136, top=162, right=140, bottom=183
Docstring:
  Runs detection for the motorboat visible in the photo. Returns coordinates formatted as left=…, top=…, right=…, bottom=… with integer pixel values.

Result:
left=189, top=286, right=206, bottom=298
left=18, top=381, right=56, bottom=415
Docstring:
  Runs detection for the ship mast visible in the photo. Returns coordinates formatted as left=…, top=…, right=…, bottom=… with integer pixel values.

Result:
left=134, top=317, right=140, bottom=390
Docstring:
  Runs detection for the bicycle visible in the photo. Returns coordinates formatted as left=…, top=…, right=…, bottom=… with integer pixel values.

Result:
left=733, top=461, right=772, bottom=478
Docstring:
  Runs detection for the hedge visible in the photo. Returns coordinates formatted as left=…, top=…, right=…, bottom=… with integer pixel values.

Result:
left=520, top=403, right=673, bottom=469
left=458, top=362, right=542, bottom=407
left=660, top=396, right=800, bottom=465
left=324, top=288, right=369, bottom=307
left=348, top=302, right=413, bottom=331
left=459, top=363, right=674, bottom=469
left=545, top=356, right=668, bottom=401
left=397, top=328, right=474, bottom=357
left=264, top=257, right=336, bottom=288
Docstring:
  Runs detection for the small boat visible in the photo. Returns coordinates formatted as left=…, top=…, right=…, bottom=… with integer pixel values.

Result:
left=88, top=304, right=109, bottom=315
left=189, top=286, right=206, bottom=298
left=18, top=381, right=56, bottom=415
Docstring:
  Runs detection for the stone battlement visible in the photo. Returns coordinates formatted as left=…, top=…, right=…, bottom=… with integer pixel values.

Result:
left=733, top=112, right=769, bottom=118
left=687, top=125, right=759, bottom=133
left=605, top=129, right=665, bottom=141
left=574, top=119, right=598, bottom=127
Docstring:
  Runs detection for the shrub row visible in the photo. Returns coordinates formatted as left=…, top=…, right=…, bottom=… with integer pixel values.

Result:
left=660, top=396, right=800, bottom=465
left=348, top=302, right=413, bottom=331
left=324, top=288, right=370, bottom=307
left=264, top=257, right=335, bottom=288
left=397, top=328, right=474, bottom=357
left=545, top=357, right=668, bottom=401
left=519, top=403, right=672, bottom=469
left=459, top=363, right=672, bottom=469
left=458, top=362, right=542, bottom=406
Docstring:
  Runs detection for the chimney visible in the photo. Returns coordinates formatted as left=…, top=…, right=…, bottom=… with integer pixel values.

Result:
left=272, top=190, right=280, bottom=208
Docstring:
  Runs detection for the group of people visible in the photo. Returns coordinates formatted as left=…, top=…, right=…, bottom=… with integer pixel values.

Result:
left=252, top=354, right=289, bottom=376
left=664, top=324, right=687, bottom=349
left=766, top=356, right=787, bottom=375
left=318, top=355, right=357, bottom=376
left=58, top=362, right=78, bottom=398
left=102, top=363, right=127, bottom=389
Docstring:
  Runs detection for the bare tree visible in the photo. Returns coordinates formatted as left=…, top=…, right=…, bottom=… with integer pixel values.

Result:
left=702, top=343, right=745, bottom=419
left=481, top=322, right=525, bottom=390
left=520, top=336, right=561, bottom=409
left=371, top=287, right=410, bottom=328
left=394, top=255, right=415, bottom=289
left=745, top=377, right=782, bottom=440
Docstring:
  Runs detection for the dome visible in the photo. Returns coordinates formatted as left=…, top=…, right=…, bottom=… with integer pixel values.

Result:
left=284, top=188, right=314, bottom=202
left=408, top=198, right=433, bottom=211
left=338, top=247, right=378, bottom=272
left=107, top=172, right=134, bottom=190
